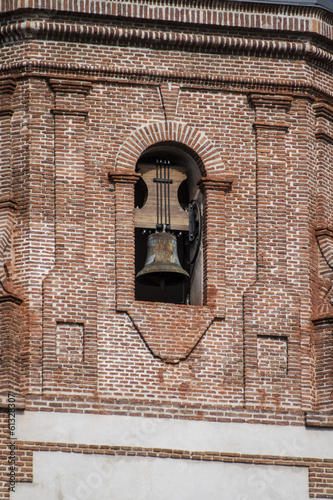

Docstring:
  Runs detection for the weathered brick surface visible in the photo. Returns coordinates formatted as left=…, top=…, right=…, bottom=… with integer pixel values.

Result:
left=1, top=0, right=333, bottom=497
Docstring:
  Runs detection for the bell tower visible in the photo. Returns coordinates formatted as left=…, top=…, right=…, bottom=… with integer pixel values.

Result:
left=1, top=1, right=333, bottom=499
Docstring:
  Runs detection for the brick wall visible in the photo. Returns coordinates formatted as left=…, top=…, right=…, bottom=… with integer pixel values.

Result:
left=1, top=1, right=333, bottom=498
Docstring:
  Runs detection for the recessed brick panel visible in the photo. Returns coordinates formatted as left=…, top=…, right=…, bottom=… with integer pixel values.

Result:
left=56, top=322, right=84, bottom=363
left=257, top=336, right=288, bottom=375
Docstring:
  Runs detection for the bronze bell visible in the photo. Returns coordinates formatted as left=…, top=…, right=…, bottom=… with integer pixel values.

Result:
left=136, top=232, right=189, bottom=287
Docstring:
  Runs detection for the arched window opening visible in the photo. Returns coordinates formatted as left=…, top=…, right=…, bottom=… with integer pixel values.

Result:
left=134, top=146, right=203, bottom=305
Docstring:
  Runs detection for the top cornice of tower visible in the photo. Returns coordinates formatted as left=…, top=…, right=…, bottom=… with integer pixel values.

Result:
left=1, top=0, right=333, bottom=16
left=1, top=1, right=333, bottom=46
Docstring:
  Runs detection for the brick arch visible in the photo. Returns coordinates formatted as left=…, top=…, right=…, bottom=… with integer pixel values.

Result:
left=115, top=121, right=223, bottom=176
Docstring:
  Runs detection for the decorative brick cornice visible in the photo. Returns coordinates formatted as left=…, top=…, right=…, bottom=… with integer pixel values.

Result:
left=0, top=79, right=16, bottom=95
left=108, top=172, right=141, bottom=184
left=316, top=227, right=333, bottom=239
left=0, top=293, right=23, bottom=305
left=0, top=80, right=16, bottom=117
left=253, top=121, right=290, bottom=132
left=313, top=314, right=333, bottom=325
left=0, top=199, right=17, bottom=211
left=314, top=101, right=333, bottom=143
left=248, top=94, right=293, bottom=111
left=250, top=94, right=292, bottom=132
left=1, top=1, right=333, bottom=40
left=49, top=78, right=92, bottom=95
left=51, top=108, right=88, bottom=118
left=1, top=20, right=333, bottom=69
left=198, top=177, right=233, bottom=193
left=1, top=61, right=333, bottom=105
left=0, top=107, right=14, bottom=117
left=313, top=101, right=333, bottom=121
left=315, top=131, right=333, bottom=143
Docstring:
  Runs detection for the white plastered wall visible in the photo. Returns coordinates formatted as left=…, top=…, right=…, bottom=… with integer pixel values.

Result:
left=14, top=452, right=308, bottom=500
left=12, top=411, right=333, bottom=500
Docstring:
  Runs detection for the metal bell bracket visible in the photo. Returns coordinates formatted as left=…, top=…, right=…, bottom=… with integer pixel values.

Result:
left=185, top=199, right=202, bottom=266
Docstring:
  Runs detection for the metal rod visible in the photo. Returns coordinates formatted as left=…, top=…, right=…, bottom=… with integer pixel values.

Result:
left=167, top=161, right=171, bottom=227
left=160, top=162, right=163, bottom=227
left=161, top=160, right=166, bottom=229
left=156, top=161, right=159, bottom=228
left=154, top=159, right=173, bottom=231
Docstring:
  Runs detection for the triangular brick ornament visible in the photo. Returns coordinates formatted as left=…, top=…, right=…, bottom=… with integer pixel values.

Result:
left=159, top=83, right=180, bottom=121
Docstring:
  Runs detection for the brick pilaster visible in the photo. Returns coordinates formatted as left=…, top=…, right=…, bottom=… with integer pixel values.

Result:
left=0, top=80, right=24, bottom=407
left=244, top=94, right=301, bottom=410
left=0, top=80, right=17, bottom=267
left=109, top=172, right=141, bottom=313
left=199, top=177, right=231, bottom=318
left=312, top=102, right=333, bottom=411
left=42, top=80, right=97, bottom=395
